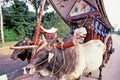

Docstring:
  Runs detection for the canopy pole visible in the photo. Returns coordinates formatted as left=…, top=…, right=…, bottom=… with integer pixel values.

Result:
left=31, top=0, right=46, bottom=61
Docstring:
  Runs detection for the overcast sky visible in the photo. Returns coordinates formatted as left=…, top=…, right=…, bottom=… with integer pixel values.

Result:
left=104, top=0, right=120, bottom=29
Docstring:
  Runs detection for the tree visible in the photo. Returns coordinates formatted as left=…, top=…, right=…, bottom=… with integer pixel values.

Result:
left=2, top=0, right=70, bottom=42
left=0, top=1, right=4, bottom=47
left=42, top=12, right=70, bottom=37
left=29, top=0, right=50, bottom=19
left=2, top=0, right=36, bottom=41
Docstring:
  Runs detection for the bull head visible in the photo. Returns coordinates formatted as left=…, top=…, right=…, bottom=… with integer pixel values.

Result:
left=26, top=34, right=57, bottom=75
left=10, top=38, right=33, bottom=61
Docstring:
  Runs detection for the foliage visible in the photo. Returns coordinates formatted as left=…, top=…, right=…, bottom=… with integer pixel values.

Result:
left=42, top=12, right=70, bottom=37
left=1, top=0, right=70, bottom=42
left=111, top=28, right=120, bottom=35
left=28, top=0, right=50, bottom=18
left=3, top=28, right=20, bottom=41
left=2, top=0, right=37, bottom=41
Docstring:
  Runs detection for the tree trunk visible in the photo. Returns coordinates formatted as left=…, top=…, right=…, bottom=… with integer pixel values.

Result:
left=0, top=2, right=5, bottom=47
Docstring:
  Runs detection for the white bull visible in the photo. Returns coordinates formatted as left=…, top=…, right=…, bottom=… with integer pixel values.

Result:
left=26, top=36, right=106, bottom=80
left=59, top=39, right=106, bottom=80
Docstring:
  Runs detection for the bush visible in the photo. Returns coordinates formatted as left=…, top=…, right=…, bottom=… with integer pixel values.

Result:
left=4, top=29, right=21, bottom=41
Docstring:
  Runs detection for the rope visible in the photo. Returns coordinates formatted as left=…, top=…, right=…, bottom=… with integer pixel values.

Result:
left=54, top=47, right=65, bottom=74
left=54, top=42, right=66, bottom=74
left=50, top=46, right=57, bottom=76
left=29, top=43, right=66, bottom=76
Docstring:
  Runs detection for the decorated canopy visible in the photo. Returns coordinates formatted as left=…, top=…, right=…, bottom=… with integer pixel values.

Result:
left=49, top=0, right=112, bottom=29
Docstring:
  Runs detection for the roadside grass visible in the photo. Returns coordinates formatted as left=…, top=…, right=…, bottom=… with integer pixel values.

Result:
left=0, top=41, right=18, bottom=55
left=0, top=41, right=17, bottom=47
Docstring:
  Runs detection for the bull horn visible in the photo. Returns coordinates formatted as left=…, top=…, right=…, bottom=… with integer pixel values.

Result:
left=10, top=45, right=37, bottom=50
left=42, top=34, right=47, bottom=43
left=37, top=35, right=48, bottom=52
left=41, top=26, right=58, bottom=33
left=24, top=38, right=33, bottom=44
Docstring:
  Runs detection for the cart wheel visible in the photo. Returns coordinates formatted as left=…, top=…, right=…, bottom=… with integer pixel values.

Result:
left=104, top=34, right=114, bottom=64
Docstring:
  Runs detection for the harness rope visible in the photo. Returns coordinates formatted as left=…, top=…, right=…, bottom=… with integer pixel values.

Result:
left=54, top=42, right=66, bottom=75
left=31, top=42, right=66, bottom=76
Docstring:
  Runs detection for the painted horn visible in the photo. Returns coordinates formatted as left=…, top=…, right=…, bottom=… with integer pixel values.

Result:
left=10, top=45, right=37, bottom=50
left=37, top=34, right=48, bottom=52
left=40, top=26, right=58, bottom=33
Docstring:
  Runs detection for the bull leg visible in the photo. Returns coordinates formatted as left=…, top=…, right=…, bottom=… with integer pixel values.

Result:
left=85, top=72, right=92, bottom=78
left=102, top=52, right=107, bottom=67
left=76, top=76, right=81, bottom=80
left=105, top=53, right=111, bottom=64
left=69, top=76, right=81, bottom=80
left=98, top=66, right=103, bottom=80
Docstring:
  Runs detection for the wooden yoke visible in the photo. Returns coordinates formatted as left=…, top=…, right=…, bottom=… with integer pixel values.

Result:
left=31, top=0, right=46, bottom=61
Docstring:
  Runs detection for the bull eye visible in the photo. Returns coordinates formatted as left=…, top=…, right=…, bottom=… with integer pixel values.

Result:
left=23, top=40, right=26, bottom=43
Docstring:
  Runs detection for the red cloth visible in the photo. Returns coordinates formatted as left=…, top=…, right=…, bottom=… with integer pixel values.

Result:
left=45, top=33, right=55, bottom=39
left=56, top=40, right=74, bottom=49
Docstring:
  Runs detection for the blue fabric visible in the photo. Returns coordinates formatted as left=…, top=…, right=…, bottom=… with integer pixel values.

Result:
left=94, top=19, right=100, bottom=34
left=69, top=22, right=77, bottom=35
left=93, top=19, right=110, bottom=37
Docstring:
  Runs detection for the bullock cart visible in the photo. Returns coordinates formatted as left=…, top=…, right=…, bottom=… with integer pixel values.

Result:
left=10, top=0, right=114, bottom=80
left=49, top=0, right=114, bottom=64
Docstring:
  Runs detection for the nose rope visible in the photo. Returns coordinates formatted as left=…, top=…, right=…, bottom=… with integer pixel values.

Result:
left=35, top=58, right=48, bottom=68
left=50, top=42, right=66, bottom=75
left=28, top=43, right=66, bottom=76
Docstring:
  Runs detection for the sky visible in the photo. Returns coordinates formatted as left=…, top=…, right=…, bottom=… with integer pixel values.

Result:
left=103, top=0, right=120, bottom=30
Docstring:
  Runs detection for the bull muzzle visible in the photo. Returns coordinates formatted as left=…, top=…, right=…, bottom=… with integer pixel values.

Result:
left=26, top=64, right=36, bottom=75
left=10, top=54, right=18, bottom=60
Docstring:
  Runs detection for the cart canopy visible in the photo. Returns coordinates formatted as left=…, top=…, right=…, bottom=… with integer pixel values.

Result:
left=49, top=0, right=112, bottom=29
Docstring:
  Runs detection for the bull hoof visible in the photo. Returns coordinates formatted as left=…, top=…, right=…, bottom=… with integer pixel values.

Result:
left=98, top=77, right=102, bottom=80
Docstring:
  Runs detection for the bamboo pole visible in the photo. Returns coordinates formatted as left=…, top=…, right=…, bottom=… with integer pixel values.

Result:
left=0, top=1, right=4, bottom=47
left=34, top=0, right=46, bottom=45
left=31, top=0, right=46, bottom=61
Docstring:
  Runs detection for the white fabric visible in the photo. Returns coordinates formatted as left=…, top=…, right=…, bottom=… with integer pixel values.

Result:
left=74, top=27, right=87, bottom=43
